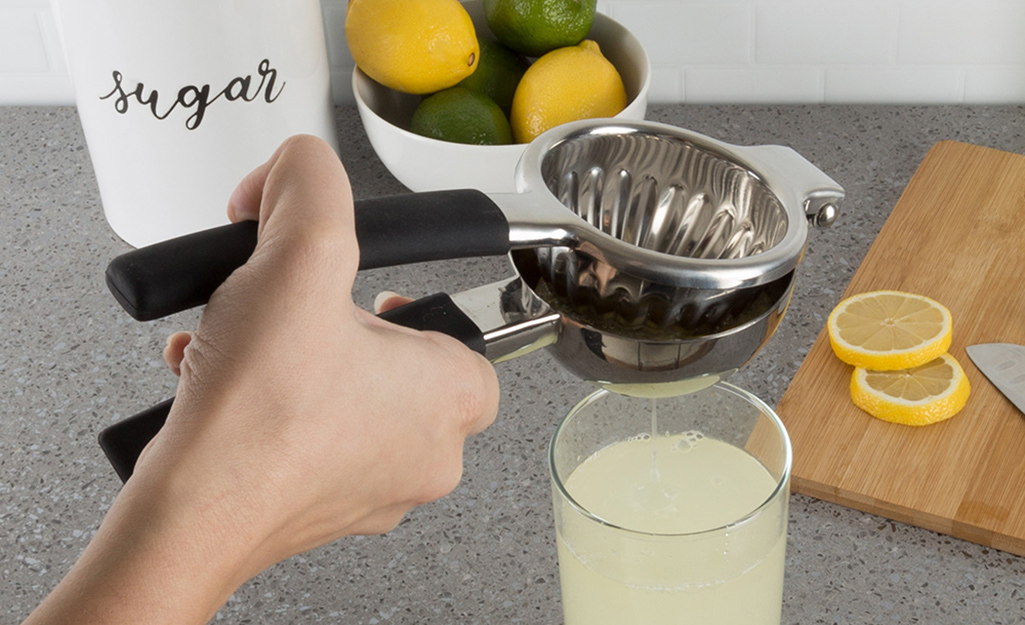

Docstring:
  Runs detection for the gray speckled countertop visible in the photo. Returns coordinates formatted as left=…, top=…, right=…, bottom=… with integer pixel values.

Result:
left=3, top=105, right=1025, bottom=623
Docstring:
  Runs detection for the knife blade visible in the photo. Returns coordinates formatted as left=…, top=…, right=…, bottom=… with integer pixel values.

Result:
left=966, top=343, right=1025, bottom=416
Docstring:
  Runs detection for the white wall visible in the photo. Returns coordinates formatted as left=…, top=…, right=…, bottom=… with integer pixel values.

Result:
left=4, top=0, right=1025, bottom=106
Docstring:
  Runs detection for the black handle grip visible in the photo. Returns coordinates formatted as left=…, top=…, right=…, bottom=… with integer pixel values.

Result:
left=98, top=398, right=173, bottom=483
left=106, top=189, right=510, bottom=321
left=356, top=189, right=509, bottom=269
left=99, top=294, right=485, bottom=482
left=106, top=222, right=260, bottom=322
left=377, top=292, right=486, bottom=354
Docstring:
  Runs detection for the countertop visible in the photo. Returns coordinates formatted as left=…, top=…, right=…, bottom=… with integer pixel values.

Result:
left=3, top=104, right=1025, bottom=623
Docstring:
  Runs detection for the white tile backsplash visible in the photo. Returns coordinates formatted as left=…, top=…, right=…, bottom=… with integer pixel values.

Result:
left=897, top=1, right=1025, bottom=65
left=606, top=2, right=753, bottom=65
left=0, top=9, right=49, bottom=73
left=3, top=0, right=1024, bottom=106
left=965, top=65, right=1025, bottom=102
left=825, top=65, right=965, bottom=103
left=647, top=66, right=684, bottom=103
left=686, top=65, right=824, bottom=103
left=755, top=2, right=900, bottom=65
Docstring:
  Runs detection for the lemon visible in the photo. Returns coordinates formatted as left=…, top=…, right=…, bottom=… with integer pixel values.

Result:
left=850, top=354, right=971, bottom=426
left=827, top=290, right=952, bottom=371
left=409, top=87, right=513, bottom=145
left=458, top=38, right=529, bottom=116
left=484, top=0, right=597, bottom=57
left=510, top=40, right=626, bottom=144
left=346, top=0, right=479, bottom=94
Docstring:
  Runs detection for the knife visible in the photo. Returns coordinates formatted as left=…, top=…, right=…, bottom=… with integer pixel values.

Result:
left=966, top=343, right=1025, bottom=416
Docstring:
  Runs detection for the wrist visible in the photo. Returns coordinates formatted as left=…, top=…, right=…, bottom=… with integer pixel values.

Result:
left=25, top=469, right=273, bottom=625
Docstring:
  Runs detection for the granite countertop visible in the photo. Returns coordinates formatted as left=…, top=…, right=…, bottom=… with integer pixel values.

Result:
left=3, top=104, right=1025, bottom=623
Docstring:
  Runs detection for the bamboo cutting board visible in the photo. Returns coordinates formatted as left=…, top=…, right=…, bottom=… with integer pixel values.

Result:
left=778, top=141, right=1025, bottom=556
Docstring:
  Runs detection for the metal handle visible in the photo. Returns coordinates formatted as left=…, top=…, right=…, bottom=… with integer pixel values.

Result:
left=737, top=144, right=845, bottom=229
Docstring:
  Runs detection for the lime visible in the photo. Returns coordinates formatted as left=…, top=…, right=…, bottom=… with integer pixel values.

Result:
left=409, top=87, right=513, bottom=145
left=346, top=0, right=479, bottom=94
left=457, top=38, right=529, bottom=116
left=483, top=0, right=597, bottom=57
left=510, top=39, right=626, bottom=143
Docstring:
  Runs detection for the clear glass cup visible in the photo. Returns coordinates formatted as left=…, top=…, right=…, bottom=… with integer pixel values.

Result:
left=549, top=383, right=791, bottom=625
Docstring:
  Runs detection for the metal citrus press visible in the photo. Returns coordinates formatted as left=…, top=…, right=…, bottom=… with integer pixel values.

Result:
left=99, top=119, right=843, bottom=481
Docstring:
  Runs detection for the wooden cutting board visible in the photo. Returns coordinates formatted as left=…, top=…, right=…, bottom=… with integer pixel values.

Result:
left=778, top=140, right=1025, bottom=556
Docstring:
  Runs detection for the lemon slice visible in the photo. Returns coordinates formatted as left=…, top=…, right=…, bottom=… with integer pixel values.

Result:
left=827, top=290, right=952, bottom=371
left=850, top=354, right=970, bottom=426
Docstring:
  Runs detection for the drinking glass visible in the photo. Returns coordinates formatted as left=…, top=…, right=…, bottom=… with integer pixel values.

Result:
left=550, top=383, right=791, bottom=625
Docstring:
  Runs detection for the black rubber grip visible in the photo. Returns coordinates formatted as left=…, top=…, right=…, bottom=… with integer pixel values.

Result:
left=356, top=189, right=510, bottom=270
left=377, top=293, right=486, bottom=355
left=98, top=398, right=173, bottom=483
left=106, top=221, right=259, bottom=322
left=105, top=189, right=510, bottom=321
left=98, top=293, right=485, bottom=482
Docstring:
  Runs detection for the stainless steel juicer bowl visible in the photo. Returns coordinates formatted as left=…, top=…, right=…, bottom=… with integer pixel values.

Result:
left=423, top=120, right=842, bottom=395
left=510, top=120, right=842, bottom=293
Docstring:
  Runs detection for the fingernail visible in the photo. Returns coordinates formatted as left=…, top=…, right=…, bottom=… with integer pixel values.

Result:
left=373, top=290, right=401, bottom=313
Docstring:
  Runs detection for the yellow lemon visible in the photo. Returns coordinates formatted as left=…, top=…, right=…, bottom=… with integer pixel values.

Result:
left=510, top=39, right=626, bottom=143
left=850, top=354, right=970, bottom=426
left=346, top=0, right=479, bottom=94
left=827, top=290, right=952, bottom=371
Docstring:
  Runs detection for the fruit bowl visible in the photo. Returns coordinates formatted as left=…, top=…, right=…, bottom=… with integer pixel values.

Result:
left=352, top=0, right=650, bottom=193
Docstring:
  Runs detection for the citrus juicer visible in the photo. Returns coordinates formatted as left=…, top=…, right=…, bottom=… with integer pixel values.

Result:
left=99, top=119, right=843, bottom=480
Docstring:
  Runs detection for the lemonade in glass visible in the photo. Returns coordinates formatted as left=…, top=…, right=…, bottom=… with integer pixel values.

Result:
left=549, top=384, right=791, bottom=625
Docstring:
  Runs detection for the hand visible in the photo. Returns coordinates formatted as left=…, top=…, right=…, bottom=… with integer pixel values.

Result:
left=24, top=135, right=500, bottom=625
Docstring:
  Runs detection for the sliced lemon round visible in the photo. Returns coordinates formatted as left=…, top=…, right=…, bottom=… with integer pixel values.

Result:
left=827, top=290, right=952, bottom=371
left=850, top=354, right=970, bottom=426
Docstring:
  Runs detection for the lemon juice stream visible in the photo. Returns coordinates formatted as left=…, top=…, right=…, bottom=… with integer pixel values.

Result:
left=553, top=396, right=788, bottom=625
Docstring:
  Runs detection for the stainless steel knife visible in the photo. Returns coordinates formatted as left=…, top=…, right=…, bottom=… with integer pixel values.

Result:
left=966, top=343, right=1025, bottom=416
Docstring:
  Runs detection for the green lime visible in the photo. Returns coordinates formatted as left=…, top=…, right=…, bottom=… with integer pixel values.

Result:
left=483, top=0, right=597, bottom=57
left=409, top=87, right=513, bottom=145
left=457, top=38, right=529, bottom=116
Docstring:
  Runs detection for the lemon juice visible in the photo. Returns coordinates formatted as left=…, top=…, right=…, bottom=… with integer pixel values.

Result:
left=553, top=402, right=788, bottom=625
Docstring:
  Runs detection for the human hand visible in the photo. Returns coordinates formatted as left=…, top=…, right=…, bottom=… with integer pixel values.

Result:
left=24, top=135, right=499, bottom=625
left=142, top=132, right=500, bottom=554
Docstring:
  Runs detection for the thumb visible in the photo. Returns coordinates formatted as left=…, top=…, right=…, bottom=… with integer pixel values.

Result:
left=226, top=135, right=359, bottom=286
left=228, top=135, right=355, bottom=253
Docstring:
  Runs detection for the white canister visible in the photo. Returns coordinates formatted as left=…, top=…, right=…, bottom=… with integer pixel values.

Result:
left=53, top=0, right=340, bottom=247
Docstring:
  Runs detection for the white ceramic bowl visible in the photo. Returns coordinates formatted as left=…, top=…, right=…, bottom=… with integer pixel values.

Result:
left=352, top=0, right=651, bottom=193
